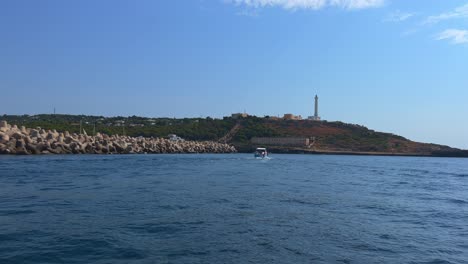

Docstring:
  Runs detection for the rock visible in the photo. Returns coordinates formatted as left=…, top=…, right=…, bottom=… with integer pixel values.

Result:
left=35, top=142, right=48, bottom=152
left=59, top=144, right=72, bottom=154
left=6, top=138, right=16, bottom=148
left=94, top=143, right=102, bottom=151
left=108, top=145, right=116, bottom=153
left=0, top=123, right=237, bottom=155
left=46, top=133, right=55, bottom=140
left=0, top=133, right=9, bottom=143
left=25, top=143, right=40, bottom=154
left=0, top=143, right=7, bottom=154
left=16, top=147, right=29, bottom=155
left=24, top=136, right=33, bottom=144
left=30, top=129, right=40, bottom=138
left=85, top=144, right=93, bottom=153
left=64, top=136, right=74, bottom=144
left=0, top=121, right=7, bottom=128
left=113, top=142, right=126, bottom=152
left=10, top=132, right=24, bottom=140
left=6, top=147, right=15, bottom=154
left=16, top=138, right=25, bottom=148
left=101, top=146, right=109, bottom=153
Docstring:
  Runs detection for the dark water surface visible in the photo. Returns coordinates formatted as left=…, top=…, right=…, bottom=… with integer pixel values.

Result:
left=0, top=154, right=467, bottom=263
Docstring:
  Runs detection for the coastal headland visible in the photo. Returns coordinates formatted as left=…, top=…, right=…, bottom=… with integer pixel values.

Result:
left=1, top=115, right=467, bottom=157
left=0, top=121, right=236, bottom=155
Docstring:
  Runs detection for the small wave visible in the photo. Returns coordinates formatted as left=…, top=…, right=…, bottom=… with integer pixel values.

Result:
left=280, top=198, right=310, bottom=205
left=39, top=186, right=79, bottom=191
left=167, top=249, right=209, bottom=258
left=256, top=241, right=274, bottom=250
left=218, top=248, right=241, bottom=254
left=279, top=198, right=323, bottom=206
left=410, top=259, right=454, bottom=264
left=213, top=198, right=231, bottom=204
left=379, top=234, right=393, bottom=240
left=356, top=204, right=386, bottom=211
left=437, top=172, right=468, bottom=178
left=158, top=205, right=190, bottom=210
left=283, top=246, right=304, bottom=255
left=0, top=233, right=17, bottom=241
left=114, top=247, right=147, bottom=260
left=337, top=259, right=352, bottom=264
left=351, top=243, right=396, bottom=253
left=235, top=203, right=253, bottom=209
left=447, top=198, right=468, bottom=205
left=370, top=169, right=385, bottom=175
left=140, top=224, right=181, bottom=235
left=399, top=169, right=431, bottom=177
left=0, top=209, right=35, bottom=216
left=457, top=244, right=468, bottom=249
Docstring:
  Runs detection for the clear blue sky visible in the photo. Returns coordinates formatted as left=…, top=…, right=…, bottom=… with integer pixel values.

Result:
left=1, top=0, right=467, bottom=149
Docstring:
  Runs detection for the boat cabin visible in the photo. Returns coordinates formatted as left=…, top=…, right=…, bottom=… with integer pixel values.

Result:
left=254, top=147, right=268, bottom=158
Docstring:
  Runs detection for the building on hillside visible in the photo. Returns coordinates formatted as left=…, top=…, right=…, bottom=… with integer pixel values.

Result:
left=114, top=120, right=125, bottom=126
left=168, top=134, right=184, bottom=141
left=283, top=114, right=302, bottom=120
left=231, top=113, right=249, bottom=119
left=268, top=116, right=281, bottom=120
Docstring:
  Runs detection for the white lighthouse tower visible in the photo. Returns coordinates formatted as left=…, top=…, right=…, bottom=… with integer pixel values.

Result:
left=308, top=95, right=321, bottom=121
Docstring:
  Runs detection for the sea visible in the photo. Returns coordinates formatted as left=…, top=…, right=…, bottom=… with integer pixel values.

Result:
left=0, top=154, right=467, bottom=264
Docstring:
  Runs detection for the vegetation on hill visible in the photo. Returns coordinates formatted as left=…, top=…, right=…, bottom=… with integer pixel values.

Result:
left=1, top=114, right=464, bottom=156
left=1, top=114, right=234, bottom=141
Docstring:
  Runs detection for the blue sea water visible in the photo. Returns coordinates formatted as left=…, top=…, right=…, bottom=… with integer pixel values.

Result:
left=0, top=154, right=467, bottom=264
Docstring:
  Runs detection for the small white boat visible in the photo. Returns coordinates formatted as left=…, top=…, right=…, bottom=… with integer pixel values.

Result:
left=254, top=147, right=268, bottom=158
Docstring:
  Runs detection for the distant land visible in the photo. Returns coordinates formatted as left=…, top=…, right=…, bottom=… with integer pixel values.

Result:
left=2, top=114, right=467, bottom=157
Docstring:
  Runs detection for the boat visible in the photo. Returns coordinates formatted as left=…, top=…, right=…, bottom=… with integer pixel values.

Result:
left=254, top=147, right=268, bottom=158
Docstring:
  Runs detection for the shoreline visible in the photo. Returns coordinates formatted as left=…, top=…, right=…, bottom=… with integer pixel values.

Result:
left=2, top=120, right=466, bottom=158
left=237, top=147, right=468, bottom=158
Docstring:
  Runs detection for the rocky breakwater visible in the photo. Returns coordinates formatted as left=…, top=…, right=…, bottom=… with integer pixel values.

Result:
left=0, top=121, right=236, bottom=155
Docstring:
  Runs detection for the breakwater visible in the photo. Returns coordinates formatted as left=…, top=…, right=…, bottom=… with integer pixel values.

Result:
left=0, top=121, right=236, bottom=155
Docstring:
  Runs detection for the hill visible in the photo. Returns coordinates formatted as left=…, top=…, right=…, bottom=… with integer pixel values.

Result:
left=231, top=117, right=465, bottom=156
left=1, top=114, right=466, bottom=157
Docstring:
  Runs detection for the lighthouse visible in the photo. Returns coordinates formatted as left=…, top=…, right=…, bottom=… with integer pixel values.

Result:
left=314, top=95, right=319, bottom=118
left=309, top=95, right=321, bottom=121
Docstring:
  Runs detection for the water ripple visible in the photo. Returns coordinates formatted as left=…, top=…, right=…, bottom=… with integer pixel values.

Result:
left=0, top=154, right=467, bottom=263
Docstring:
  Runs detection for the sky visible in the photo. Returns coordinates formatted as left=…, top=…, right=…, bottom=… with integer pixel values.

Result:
left=0, top=0, right=467, bottom=149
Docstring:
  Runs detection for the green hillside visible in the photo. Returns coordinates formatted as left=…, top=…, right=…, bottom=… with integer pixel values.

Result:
left=2, top=114, right=466, bottom=157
